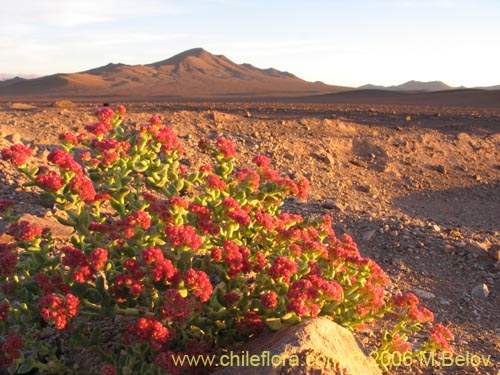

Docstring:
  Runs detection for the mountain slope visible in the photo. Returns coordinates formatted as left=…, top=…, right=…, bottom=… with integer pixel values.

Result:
left=359, top=80, right=454, bottom=92
left=0, top=48, right=349, bottom=99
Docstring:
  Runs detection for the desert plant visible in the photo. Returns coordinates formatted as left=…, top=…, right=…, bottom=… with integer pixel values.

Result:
left=0, top=106, right=453, bottom=374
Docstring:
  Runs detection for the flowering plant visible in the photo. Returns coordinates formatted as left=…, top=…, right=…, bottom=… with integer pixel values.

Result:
left=0, top=106, right=453, bottom=374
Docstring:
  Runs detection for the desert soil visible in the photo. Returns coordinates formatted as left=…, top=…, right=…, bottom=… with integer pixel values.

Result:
left=0, top=101, right=499, bottom=375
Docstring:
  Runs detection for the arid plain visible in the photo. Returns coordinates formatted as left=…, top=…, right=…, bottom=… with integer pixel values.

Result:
left=0, top=99, right=499, bottom=375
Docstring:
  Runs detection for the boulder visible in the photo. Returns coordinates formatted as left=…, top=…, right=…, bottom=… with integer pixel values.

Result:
left=213, top=317, right=382, bottom=375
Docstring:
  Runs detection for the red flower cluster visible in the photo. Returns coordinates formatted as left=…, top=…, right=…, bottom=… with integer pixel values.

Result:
left=0, top=252, right=17, bottom=277
left=223, top=197, right=251, bottom=226
left=89, top=248, right=108, bottom=270
left=7, top=220, right=43, bottom=241
left=85, top=122, right=113, bottom=136
left=184, top=269, right=212, bottom=302
left=268, top=256, right=298, bottom=284
left=0, top=199, right=15, bottom=213
left=48, top=148, right=83, bottom=175
left=125, top=317, right=173, bottom=350
left=429, top=323, right=454, bottom=352
left=1, top=144, right=32, bottom=166
left=110, top=259, right=146, bottom=301
left=165, top=225, right=202, bottom=250
left=388, top=333, right=413, bottom=354
left=234, top=167, right=260, bottom=190
left=62, top=246, right=106, bottom=283
left=36, top=170, right=65, bottom=191
left=189, top=203, right=219, bottom=235
left=0, top=333, right=23, bottom=368
left=39, top=293, right=80, bottom=330
left=59, top=132, right=79, bottom=145
left=160, top=289, right=191, bottom=321
left=116, top=210, right=151, bottom=238
left=69, top=175, right=96, bottom=203
left=156, top=127, right=183, bottom=154
left=391, top=292, right=434, bottom=323
left=142, top=246, right=178, bottom=283
left=100, top=364, right=117, bottom=375
left=236, top=311, right=264, bottom=335
left=206, top=174, right=227, bottom=190
left=95, top=107, right=115, bottom=123
left=261, top=291, right=278, bottom=309
left=286, top=279, right=320, bottom=317
left=34, top=274, right=71, bottom=295
left=223, top=240, right=251, bottom=278
left=0, top=302, right=9, bottom=321
left=215, top=137, right=236, bottom=159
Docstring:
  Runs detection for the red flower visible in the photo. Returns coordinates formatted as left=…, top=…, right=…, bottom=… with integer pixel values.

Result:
left=0, top=302, right=9, bottom=321
left=0, top=333, right=23, bottom=368
left=236, top=311, right=264, bottom=334
left=115, top=104, right=126, bottom=117
left=429, top=323, right=454, bottom=352
left=156, top=127, right=183, bottom=153
left=100, top=364, right=117, bottom=375
left=69, top=175, right=96, bottom=202
left=160, top=289, right=191, bottom=321
left=34, top=274, right=71, bottom=295
left=89, top=248, right=108, bottom=270
left=125, top=317, right=173, bottom=350
left=48, top=148, right=83, bottom=175
left=59, top=132, right=79, bottom=145
left=261, top=291, right=278, bottom=309
left=1, top=144, right=32, bottom=166
left=36, top=170, right=64, bottom=191
left=149, top=115, right=162, bottom=125
left=165, top=225, right=202, bottom=250
left=388, top=334, right=412, bottom=354
left=39, top=293, right=80, bottom=330
left=252, top=155, right=271, bottom=168
left=206, top=174, right=227, bottom=190
left=7, top=220, right=43, bottom=241
left=0, top=199, right=15, bottom=213
left=95, top=107, right=115, bottom=123
left=85, top=122, right=113, bottom=136
left=268, top=256, right=298, bottom=284
left=0, top=252, right=18, bottom=278
left=215, top=137, right=236, bottom=158
left=184, top=269, right=212, bottom=302
left=62, top=246, right=93, bottom=283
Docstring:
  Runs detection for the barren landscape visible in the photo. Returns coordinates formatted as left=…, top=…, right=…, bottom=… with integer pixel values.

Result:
left=0, top=99, right=499, bottom=374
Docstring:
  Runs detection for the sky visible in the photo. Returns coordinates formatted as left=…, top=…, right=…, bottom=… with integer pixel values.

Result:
left=0, top=0, right=499, bottom=88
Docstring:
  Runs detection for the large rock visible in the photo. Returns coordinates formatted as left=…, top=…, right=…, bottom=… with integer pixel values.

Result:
left=213, top=317, right=382, bottom=375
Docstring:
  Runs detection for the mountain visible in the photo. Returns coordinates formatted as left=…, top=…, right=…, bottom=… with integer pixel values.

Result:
left=0, top=48, right=349, bottom=99
left=359, top=80, right=454, bottom=92
left=476, top=84, right=500, bottom=90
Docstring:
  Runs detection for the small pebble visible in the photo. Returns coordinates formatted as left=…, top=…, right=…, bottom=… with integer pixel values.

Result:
left=471, top=283, right=489, bottom=299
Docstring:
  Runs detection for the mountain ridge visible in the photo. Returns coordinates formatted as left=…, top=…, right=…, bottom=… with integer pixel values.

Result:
left=0, top=48, right=348, bottom=99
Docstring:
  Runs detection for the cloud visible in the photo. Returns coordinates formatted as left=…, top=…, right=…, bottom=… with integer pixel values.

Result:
left=0, top=0, right=186, bottom=27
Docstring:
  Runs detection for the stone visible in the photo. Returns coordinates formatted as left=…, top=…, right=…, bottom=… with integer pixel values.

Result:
left=443, top=244, right=454, bottom=254
left=362, top=230, right=376, bottom=242
left=321, top=199, right=344, bottom=212
left=413, top=288, right=436, bottom=300
left=488, top=244, right=500, bottom=261
left=465, top=240, right=489, bottom=258
left=212, top=317, right=382, bottom=375
left=471, top=284, right=489, bottom=299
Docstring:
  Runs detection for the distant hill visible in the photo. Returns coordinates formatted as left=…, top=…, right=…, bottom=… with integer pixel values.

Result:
left=0, top=48, right=350, bottom=99
left=359, top=80, right=455, bottom=92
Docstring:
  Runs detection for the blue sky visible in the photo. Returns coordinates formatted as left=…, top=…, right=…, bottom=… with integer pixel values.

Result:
left=0, top=0, right=499, bottom=87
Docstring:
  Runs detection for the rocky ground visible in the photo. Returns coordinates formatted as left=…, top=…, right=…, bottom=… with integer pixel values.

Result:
left=0, top=101, right=499, bottom=375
